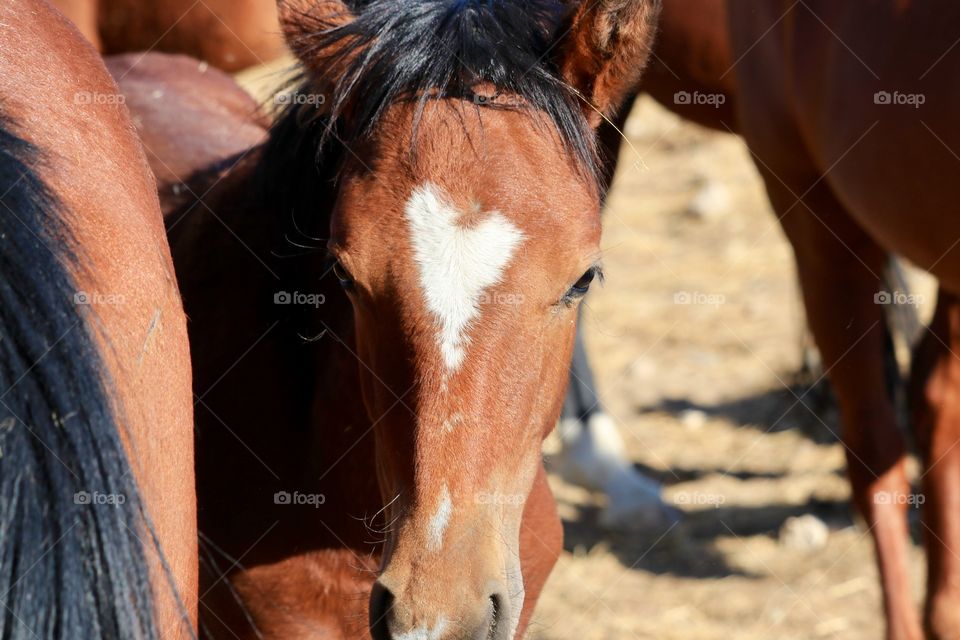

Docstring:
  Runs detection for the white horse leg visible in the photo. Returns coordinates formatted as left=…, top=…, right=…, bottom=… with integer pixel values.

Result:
left=554, top=314, right=678, bottom=529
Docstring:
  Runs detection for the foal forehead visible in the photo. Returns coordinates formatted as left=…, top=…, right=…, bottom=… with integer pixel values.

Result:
left=334, top=103, right=601, bottom=251
left=412, top=105, right=596, bottom=209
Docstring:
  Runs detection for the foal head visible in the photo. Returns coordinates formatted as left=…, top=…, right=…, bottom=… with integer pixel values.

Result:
left=279, top=0, right=659, bottom=636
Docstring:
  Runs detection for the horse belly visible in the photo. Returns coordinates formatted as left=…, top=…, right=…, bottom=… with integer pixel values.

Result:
left=731, top=0, right=960, bottom=290
left=795, top=1, right=960, bottom=289
left=815, top=124, right=960, bottom=291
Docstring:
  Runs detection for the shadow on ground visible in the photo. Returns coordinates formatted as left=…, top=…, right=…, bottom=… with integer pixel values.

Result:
left=561, top=496, right=854, bottom=578
left=638, top=378, right=840, bottom=445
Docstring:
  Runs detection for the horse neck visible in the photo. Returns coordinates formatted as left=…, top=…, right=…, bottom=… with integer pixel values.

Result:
left=640, top=0, right=738, bottom=131
left=167, top=143, right=381, bottom=564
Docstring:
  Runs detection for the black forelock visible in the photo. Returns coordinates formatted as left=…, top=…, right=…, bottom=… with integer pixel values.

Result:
left=275, top=0, right=598, bottom=181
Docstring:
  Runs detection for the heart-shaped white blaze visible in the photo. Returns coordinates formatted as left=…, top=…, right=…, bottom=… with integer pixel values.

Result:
left=404, top=183, right=525, bottom=372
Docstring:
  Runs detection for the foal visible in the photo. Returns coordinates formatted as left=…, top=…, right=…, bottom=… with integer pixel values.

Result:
left=146, top=0, right=661, bottom=637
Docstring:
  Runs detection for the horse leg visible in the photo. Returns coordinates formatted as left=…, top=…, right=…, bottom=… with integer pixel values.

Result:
left=554, top=309, right=672, bottom=529
left=910, top=288, right=960, bottom=639
left=769, top=176, right=921, bottom=640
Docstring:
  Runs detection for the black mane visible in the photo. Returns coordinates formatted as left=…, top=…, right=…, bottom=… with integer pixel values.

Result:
left=0, top=116, right=174, bottom=639
left=275, top=0, right=598, bottom=179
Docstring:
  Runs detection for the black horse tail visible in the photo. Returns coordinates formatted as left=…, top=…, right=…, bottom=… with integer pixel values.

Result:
left=0, top=117, right=164, bottom=639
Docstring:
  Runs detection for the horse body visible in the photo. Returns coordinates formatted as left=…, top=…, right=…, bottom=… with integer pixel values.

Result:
left=0, top=1, right=196, bottom=637
left=105, top=53, right=270, bottom=206
left=599, top=1, right=960, bottom=637
left=51, top=0, right=287, bottom=72
left=641, top=0, right=736, bottom=131
left=731, top=1, right=960, bottom=281
left=721, top=3, right=960, bottom=638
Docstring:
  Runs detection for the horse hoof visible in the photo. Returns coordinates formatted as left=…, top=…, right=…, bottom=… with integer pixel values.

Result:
left=599, top=472, right=682, bottom=532
left=599, top=499, right=683, bottom=532
left=554, top=412, right=633, bottom=490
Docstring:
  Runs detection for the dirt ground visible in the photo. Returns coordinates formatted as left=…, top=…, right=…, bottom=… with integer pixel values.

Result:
left=533, top=97, right=934, bottom=640
left=236, top=61, right=934, bottom=639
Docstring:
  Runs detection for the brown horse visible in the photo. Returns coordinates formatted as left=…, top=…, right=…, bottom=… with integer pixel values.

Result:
left=616, top=2, right=960, bottom=638
left=50, top=0, right=287, bottom=72
left=111, top=0, right=661, bottom=637
left=0, top=1, right=196, bottom=638
left=729, top=5, right=960, bottom=638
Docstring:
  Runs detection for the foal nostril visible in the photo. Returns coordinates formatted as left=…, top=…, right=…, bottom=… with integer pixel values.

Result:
left=369, top=581, right=395, bottom=640
left=370, top=582, right=511, bottom=640
left=484, top=590, right=511, bottom=640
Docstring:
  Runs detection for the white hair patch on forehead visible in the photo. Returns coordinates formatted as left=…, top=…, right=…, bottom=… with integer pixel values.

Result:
left=404, top=182, right=525, bottom=372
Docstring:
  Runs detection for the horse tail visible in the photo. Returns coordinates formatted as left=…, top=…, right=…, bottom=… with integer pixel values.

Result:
left=0, top=117, right=161, bottom=639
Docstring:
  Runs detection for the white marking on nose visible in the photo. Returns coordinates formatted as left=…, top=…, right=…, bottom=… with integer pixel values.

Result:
left=394, top=617, right=449, bottom=640
left=404, top=183, right=525, bottom=371
left=427, top=485, right=453, bottom=551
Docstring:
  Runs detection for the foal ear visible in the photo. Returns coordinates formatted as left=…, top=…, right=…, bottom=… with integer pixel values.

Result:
left=555, top=0, right=662, bottom=128
left=277, top=0, right=357, bottom=74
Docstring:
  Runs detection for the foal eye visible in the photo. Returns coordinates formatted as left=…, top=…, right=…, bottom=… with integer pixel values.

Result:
left=331, top=261, right=355, bottom=290
left=562, top=267, right=600, bottom=306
